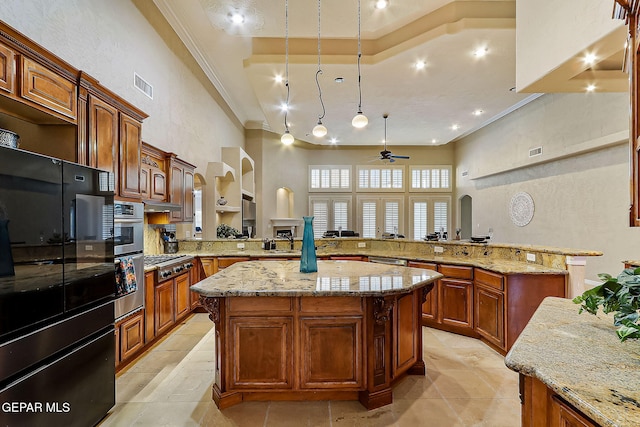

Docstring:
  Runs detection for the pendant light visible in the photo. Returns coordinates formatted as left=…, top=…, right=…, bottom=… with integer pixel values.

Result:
left=281, top=0, right=294, bottom=145
left=312, top=0, right=327, bottom=138
left=352, top=0, right=368, bottom=129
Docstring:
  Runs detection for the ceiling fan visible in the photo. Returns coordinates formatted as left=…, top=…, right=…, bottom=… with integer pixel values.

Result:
left=378, top=113, right=410, bottom=162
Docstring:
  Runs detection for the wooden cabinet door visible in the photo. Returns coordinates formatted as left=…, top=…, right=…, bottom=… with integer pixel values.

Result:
left=0, top=43, right=15, bottom=94
left=88, top=95, right=118, bottom=175
left=549, top=395, right=598, bottom=427
left=394, top=292, right=419, bottom=375
left=183, top=167, right=194, bottom=222
left=150, top=169, right=167, bottom=200
left=144, top=271, right=155, bottom=343
left=155, top=279, right=175, bottom=336
left=169, top=163, right=183, bottom=221
left=140, top=166, right=150, bottom=198
left=439, top=278, right=473, bottom=330
left=217, top=257, right=250, bottom=269
left=229, top=316, right=293, bottom=389
left=408, top=261, right=438, bottom=322
left=200, top=257, right=216, bottom=277
left=299, top=316, right=363, bottom=389
left=474, top=284, right=504, bottom=349
left=175, top=273, right=191, bottom=320
left=20, top=57, right=77, bottom=121
left=120, top=312, right=144, bottom=362
left=118, top=113, right=142, bottom=199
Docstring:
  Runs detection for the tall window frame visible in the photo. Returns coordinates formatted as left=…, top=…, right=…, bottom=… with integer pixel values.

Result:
left=309, top=165, right=352, bottom=192
left=309, top=195, right=353, bottom=238
left=356, top=165, right=405, bottom=192
left=409, top=165, right=452, bottom=192
left=409, top=196, right=451, bottom=240
left=356, top=195, right=404, bottom=238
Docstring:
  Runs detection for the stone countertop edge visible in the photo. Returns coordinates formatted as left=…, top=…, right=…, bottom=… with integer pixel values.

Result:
left=175, top=250, right=568, bottom=275
left=191, top=260, right=442, bottom=298
left=504, top=297, right=640, bottom=427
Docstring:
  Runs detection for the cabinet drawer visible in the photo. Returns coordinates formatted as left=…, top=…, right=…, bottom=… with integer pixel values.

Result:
left=218, top=257, right=250, bottom=269
left=228, top=297, right=293, bottom=314
left=408, top=261, right=438, bottom=270
left=299, top=296, right=363, bottom=315
left=438, top=264, right=473, bottom=280
left=474, top=269, right=504, bottom=290
left=20, top=57, right=77, bottom=121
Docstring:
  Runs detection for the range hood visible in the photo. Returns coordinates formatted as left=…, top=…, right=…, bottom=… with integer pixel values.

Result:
left=143, top=200, right=181, bottom=213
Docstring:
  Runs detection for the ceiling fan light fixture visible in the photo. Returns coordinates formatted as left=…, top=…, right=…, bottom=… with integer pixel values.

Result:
left=352, top=111, right=368, bottom=128
left=312, top=121, right=327, bottom=137
left=281, top=130, right=294, bottom=145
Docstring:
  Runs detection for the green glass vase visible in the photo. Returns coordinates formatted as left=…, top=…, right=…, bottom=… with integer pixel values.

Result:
left=300, top=216, right=317, bottom=273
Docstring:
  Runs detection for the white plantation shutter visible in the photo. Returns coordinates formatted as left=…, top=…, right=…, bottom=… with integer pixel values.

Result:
left=359, top=169, right=368, bottom=188
left=321, top=169, right=330, bottom=188
left=409, top=166, right=451, bottom=191
left=370, top=169, right=380, bottom=188
left=312, top=200, right=329, bottom=238
left=411, top=169, right=420, bottom=189
left=311, top=169, right=320, bottom=188
left=381, top=169, right=391, bottom=188
left=434, top=201, right=448, bottom=234
left=362, top=202, right=377, bottom=238
left=334, top=201, right=348, bottom=230
left=392, top=169, right=402, bottom=188
left=340, top=169, right=350, bottom=188
left=431, top=169, right=440, bottom=189
left=384, top=201, right=399, bottom=233
left=413, top=201, right=427, bottom=240
left=441, top=168, right=450, bottom=188
left=422, top=169, right=430, bottom=188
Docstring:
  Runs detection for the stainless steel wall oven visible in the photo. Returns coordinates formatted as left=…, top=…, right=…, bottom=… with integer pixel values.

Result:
left=113, top=201, right=144, bottom=320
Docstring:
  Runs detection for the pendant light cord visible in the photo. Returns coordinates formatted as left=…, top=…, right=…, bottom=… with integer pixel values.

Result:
left=356, top=0, right=363, bottom=112
left=315, top=0, right=326, bottom=122
left=283, top=0, right=291, bottom=132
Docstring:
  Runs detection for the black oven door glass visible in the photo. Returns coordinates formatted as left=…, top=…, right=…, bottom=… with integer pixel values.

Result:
left=114, top=224, right=134, bottom=247
left=0, top=148, right=65, bottom=342
left=62, top=162, right=114, bottom=312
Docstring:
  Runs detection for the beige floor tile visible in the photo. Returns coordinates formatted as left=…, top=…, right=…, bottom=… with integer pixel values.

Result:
left=220, top=401, right=269, bottom=427
left=130, top=401, right=212, bottom=426
left=393, top=398, right=464, bottom=427
left=331, top=400, right=398, bottom=426
left=425, top=346, right=468, bottom=370
left=127, top=350, right=191, bottom=373
left=154, top=332, right=205, bottom=351
left=99, top=402, right=146, bottom=426
left=474, top=368, right=520, bottom=398
left=427, top=369, right=498, bottom=399
left=174, top=320, right=214, bottom=336
left=115, top=372, right=161, bottom=403
left=392, top=375, right=442, bottom=400
left=454, top=347, right=508, bottom=370
left=266, top=401, right=331, bottom=426
left=446, top=398, right=521, bottom=426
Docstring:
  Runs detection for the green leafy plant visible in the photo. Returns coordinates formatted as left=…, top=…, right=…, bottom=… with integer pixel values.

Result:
left=216, top=223, right=241, bottom=239
left=573, top=267, right=640, bottom=341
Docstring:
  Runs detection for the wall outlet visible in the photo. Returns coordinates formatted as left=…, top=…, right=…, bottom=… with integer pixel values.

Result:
left=185, top=230, right=190, bottom=238
left=357, top=242, right=366, bottom=248
left=434, top=246, right=444, bottom=254
left=526, top=252, right=536, bottom=262
left=237, top=243, right=245, bottom=249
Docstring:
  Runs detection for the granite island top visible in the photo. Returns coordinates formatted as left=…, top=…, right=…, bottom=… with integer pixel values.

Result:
left=190, top=260, right=442, bottom=297
left=505, top=297, right=640, bottom=427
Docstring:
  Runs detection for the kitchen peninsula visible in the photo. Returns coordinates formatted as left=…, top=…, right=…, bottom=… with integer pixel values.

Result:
left=190, top=260, right=441, bottom=410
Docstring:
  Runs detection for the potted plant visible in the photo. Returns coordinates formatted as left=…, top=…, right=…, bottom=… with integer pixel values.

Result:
left=573, top=267, right=640, bottom=341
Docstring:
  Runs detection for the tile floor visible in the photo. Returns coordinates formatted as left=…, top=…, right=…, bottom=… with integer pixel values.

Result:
left=98, top=313, right=521, bottom=426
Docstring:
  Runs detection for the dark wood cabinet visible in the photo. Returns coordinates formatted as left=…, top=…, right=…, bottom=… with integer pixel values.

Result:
left=168, top=155, right=196, bottom=222
left=439, top=277, right=473, bottom=330
left=88, top=95, right=118, bottom=178
left=408, top=261, right=438, bottom=322
left=141, top=142, right=167, bottom=201
left=118, top=113, right=142, bottom=199
left=549, top=396, right=598, bottom=427
left=474, top=269, right=505, bottom=349
left=155, top=279, right=175, bottom=336
left=0, top=43, right=15, bottom=95
left=20, top=57, right=77, bottom=122
left=144, top=271, right=155, bottom=343
left=115, top=310, right=144, bottom=368
left=175, top=272, right=191, bottom=321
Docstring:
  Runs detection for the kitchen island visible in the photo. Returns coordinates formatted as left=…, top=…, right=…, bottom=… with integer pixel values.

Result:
left=505, top=297, right=640, bottom=427
left=191, top=260, right=441, bottom=410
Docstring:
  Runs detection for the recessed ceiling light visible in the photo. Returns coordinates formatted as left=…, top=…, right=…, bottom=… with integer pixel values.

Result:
left=586, top=84, right=596, bottom=92
left=473, top=109, right=484, bottom=116
left=473, top=47, right=488, bottom=58
left=335, top=77, right=344, bottom=83
left=275, top=75, right=283, bottom=83
left=280, top=103, right=289, bottom=111
left=375, top=0, right=389, bottom=9
left=229, top=12, right=245, bottom=25
left=583, top=52, right=597, bottom=65
left=415, top=60, right=426, bottom=70
left=330, top=138, right=338, bottom=144
left=431, top=139, right=437, bottom=144
left=451, top=124, right=460, bottom=131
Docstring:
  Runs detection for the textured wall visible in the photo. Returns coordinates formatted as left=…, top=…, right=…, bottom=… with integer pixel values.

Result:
left=455, top=92, right=639, bottom=280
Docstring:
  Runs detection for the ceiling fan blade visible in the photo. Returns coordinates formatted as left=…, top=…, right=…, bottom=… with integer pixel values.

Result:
left=390, top=154, right=410, bottom=159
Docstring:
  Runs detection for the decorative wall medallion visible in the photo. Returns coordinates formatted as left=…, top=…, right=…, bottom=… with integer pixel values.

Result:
left=509, top=192, right=535, bottom=227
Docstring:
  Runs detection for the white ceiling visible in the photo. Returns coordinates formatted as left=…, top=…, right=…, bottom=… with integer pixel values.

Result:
left=152, top=0, right=623, bottom=147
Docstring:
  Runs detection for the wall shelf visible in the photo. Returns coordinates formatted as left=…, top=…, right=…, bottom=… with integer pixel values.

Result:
left=215, top=205, right=240, bottom=213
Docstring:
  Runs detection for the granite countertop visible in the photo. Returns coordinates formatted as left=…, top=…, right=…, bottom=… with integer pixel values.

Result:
left=191, top=260, right=442, bottom=297
left=505, top=297, right=640, bottom=427
left=177, top=249, right=567, bottom=275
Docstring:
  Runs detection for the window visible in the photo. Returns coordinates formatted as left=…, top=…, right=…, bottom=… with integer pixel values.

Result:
left=309, top=166, right=351, bottom=192
left=357, top=165, right=404, bottom=192
left=410, top=196, right=451, bottom=239
left=357, top=196, right=404, bottom=238
left=309, top=196, right=352, bottom=238
left=410, top=166, right=452, bottom=192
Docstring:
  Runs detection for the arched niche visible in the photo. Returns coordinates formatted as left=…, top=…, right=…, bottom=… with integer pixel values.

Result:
left=276, top=187, right=294, bottom=218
